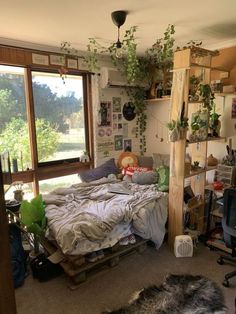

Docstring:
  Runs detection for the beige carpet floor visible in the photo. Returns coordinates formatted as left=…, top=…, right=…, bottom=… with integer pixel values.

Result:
left=15, top=243, right=236, bottom=314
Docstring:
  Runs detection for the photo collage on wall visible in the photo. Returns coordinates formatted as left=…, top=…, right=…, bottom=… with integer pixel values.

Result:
left=97, top=96, right=134, bottom=156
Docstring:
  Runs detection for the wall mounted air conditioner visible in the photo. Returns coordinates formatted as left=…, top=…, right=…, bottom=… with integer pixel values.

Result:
left=100, top=67, right=148, bottom=89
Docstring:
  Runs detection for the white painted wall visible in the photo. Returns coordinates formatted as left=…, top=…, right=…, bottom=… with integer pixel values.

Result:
left=208, top=95, right=236, bottom=162
left=94, top=82, right=140, bottom=166
left=145, top=95, right=236, bottom=163
left=145, top=99, right=171, bottom=156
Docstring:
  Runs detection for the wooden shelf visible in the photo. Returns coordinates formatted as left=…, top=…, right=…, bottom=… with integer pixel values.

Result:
left=215, top=92, right=236, bottom=97
left=211, top=207, right=223, bottom=218
left=186, top=137, right=226, bottom=144
left=206, top=239, right=232, bottom=254
left=144, top=97, right=171, bottom=103
left=185, top=166, right=217, bottom=179
left=188, top=100, right=204, bottom=104
left=190, top=63, right=229, bottom=74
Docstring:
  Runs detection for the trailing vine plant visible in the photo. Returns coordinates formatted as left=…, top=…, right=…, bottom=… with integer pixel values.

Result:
left=59, top=25, right=176, bottom=154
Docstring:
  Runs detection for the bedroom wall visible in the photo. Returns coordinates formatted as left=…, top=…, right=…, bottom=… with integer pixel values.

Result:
left=145, top=99, right=171, bottom=156
left=208, top=94, right=236, bottom=161
left=93, top=80, right=140, bottom=166
left=89, top=57, right=140, bottom=166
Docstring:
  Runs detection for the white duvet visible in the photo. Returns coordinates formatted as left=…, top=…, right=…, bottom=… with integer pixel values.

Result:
left=44, top=178, right=168, bottom=255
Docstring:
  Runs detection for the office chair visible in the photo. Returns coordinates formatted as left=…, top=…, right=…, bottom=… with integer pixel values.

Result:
left=217, top=187, right=236, bottom=287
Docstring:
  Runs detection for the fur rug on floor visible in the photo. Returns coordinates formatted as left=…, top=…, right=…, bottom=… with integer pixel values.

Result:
left=104, top=274, right=226, bottom=314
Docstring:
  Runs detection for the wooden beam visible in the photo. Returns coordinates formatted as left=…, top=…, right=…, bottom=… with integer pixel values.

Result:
left=0, top=162, right=17, bottom=314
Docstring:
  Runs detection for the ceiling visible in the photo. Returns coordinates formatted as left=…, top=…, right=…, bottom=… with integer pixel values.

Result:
left=1, top=0, right=236, bottom=54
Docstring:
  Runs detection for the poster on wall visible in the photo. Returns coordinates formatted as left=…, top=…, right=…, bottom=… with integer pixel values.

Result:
left=112, top=97, right=122, bottom=112
left=122, top=102, right=136, bottom=121
left=124, top=139, right=132, bottom=152
left=32, top=53, right=49, bottom=65
left=114, top=135, right=123, bottom=151
left=97, top=141, right=114, bottom=152
left=232, top=98, right=236, bottom=118
left=98, top=102, right=112, bottom=127
left=123, top=123, right=128, bottom=137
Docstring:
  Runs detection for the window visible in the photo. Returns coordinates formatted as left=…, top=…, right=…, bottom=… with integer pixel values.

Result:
left=0, top=65, right=31, bottom=171
left=32, top=71, right=86, bottom=164
left=39, top=174, right=81, bottom=194
left=0, top=45, right=93, bottom=196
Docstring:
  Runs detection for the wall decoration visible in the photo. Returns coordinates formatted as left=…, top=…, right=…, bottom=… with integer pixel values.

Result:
left=67, top=58, right=78, bottom=69
left=123, top=123, right=128, bottom=137
left=114, top=135, right=123, bottom=151
left=122, top=102, right=136, bottom=121
left=98, top=102, right=112, bottom=127
left=97, top=141, right=114, bottom=152
left=32, top=53, right=49, bottom=65
left=112, top=97, right=122, bottom=112
left=131, top=126, right=136, bottom=135
left=118, top=113, right=123, bottom=121
left=118, top=123, right=123, bottom=130
left=113, top=114, right=118, bottom=121
left=98, top=128, right=105, bottom=137
left=232, top=98, right=236, bottom=119
left=50, top=54, right=65, bottom=66
left=106, top=128, right=112, bottom=136
left=124, top=139, right=132, bottom=152
left=103, top=150, right=110, bottom=157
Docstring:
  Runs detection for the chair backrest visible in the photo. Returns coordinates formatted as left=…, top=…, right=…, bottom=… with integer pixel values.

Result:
left=222, top=188, right=236, bottom=240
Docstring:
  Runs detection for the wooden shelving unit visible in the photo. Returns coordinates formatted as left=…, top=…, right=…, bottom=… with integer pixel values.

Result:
left=144, top=97, right=171, bottom=103
left=168, top=47, right=226, bottom=248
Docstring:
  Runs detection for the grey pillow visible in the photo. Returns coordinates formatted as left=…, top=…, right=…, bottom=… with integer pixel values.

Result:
left=137, top=156, right=153, bottom=168
left=153, top=153, right=170, bottom=168
left=79, top=158, right=120, bottom=182
left=132, top=171, right=157, bottom=185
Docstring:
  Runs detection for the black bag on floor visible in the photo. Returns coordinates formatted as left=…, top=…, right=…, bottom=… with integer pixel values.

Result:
left=9, top=224, right=27, bottom=288
left=30, top=253, right=63, bottom=282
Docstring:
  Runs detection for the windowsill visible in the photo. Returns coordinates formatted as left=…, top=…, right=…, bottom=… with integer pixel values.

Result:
left=3, top=161, right=93, bottom=184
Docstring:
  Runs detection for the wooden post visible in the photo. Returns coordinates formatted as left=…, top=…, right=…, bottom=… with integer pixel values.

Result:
left=0, top=161, right=17, bottom=314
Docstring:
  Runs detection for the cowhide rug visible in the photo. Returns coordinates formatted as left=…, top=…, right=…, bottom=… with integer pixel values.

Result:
left=104, top=274, right=226, bottom=314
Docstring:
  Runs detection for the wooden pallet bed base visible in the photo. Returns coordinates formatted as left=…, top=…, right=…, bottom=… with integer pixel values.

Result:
left=40, top=236, right=148, bottom=289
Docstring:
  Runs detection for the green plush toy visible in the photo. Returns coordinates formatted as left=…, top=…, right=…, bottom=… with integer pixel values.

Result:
left=156, top=165, right=170, bottom=192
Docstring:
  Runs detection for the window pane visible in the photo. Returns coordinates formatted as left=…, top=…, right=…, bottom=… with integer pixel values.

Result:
left=39, top=174, right=81, bottom=194
left=0, top=65, right=31, bottom=171
left=32, top=72, right=86, bottom=163
left=5, top=182, right=34, bottom=201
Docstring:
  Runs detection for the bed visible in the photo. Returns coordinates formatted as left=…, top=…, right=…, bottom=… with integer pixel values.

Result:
left=43, top=177, right=168, bottom=256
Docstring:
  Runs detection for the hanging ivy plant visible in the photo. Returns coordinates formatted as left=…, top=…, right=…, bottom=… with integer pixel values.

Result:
left=59, top=25, right=176, bottom=154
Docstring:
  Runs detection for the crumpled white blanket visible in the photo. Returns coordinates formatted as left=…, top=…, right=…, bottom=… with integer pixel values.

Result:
left=44, top=178, right=168, bottom=255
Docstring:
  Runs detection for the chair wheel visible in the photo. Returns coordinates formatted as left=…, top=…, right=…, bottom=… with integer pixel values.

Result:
left=222, top=279, right=229, bottom=287
left=217, top=257, right=224, bottom=265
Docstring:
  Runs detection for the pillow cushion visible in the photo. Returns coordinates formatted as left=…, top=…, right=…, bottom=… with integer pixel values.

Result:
left=122, top=166, right=151, bottom=176
left=137, top=156, right=153, bottom=168
left=153, top=153, right=170, bottom=168
left=132, top=171, right=157, bottom=185
left=156, top=165, right=170, bottom=192
left=79, top=158, right=120, bottom=182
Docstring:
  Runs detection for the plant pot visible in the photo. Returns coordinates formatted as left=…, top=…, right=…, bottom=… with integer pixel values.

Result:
left=207, top=154, right=218, bottom=167
left=148, top=82, right=157, bottom=99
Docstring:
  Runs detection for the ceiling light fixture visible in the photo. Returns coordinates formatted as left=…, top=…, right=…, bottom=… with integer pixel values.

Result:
left=111, top=10, right=127, bottom=58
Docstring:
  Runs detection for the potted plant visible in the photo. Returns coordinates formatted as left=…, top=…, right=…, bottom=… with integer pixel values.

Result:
left=143, top=24, right=175, bottom=98
left=20, top=194, right=47, bottom=256
left=189, top=110, right=208, bottom=141
left=209, top=108, right=221, bottom=137
left=198, top=84, right=215, bottom=111
left=189, top=75, right=202, bottom=101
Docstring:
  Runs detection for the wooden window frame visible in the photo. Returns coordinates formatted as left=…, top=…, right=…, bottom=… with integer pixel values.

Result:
left=0, top=45, right=94, bottom=194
